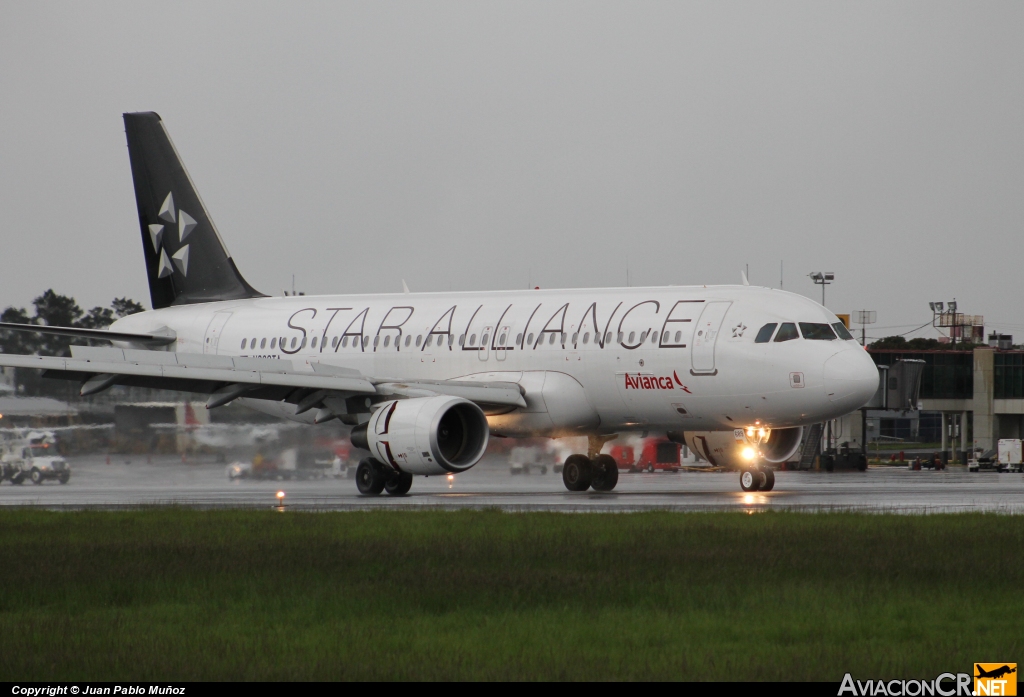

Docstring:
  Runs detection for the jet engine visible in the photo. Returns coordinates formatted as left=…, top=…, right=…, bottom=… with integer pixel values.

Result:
left=350, top=395, right=489, bottom=475
left=677, top=426, right=804, bottom=469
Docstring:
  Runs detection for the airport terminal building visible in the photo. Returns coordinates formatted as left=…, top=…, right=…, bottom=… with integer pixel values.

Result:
left=865, top=346, right=1024, bottom=460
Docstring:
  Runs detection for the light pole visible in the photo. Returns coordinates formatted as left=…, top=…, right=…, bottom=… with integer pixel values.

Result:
left=808, top=272, right=834, bottom=307
left=930, top=300, right=959, bottom=346
left=856, top=310, right=877, bottom=347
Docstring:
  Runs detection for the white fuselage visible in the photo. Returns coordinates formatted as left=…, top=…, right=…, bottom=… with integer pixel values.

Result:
left=109, top=284, right=880, bottom=436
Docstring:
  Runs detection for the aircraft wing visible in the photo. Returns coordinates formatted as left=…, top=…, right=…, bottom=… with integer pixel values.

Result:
left=0, top=321, right=176, bottom=347
left=0, top=346, right=527, bottom=414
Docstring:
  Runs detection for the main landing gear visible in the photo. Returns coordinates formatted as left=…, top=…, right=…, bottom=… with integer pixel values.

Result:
left=739, top=467, right=775, bottom=492
left=562, top=435, right=620, bottom=492
left=356, top=458, right=413, bottom=496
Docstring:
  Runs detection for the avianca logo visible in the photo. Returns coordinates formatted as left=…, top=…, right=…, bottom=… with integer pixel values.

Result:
left=624, top=371, right=692, bottom=393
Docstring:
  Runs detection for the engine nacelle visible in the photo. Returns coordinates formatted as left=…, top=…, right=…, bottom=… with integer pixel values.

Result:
left=351, top=396, right=489, bottom=475
left=679, top=426, right=804, bottom=469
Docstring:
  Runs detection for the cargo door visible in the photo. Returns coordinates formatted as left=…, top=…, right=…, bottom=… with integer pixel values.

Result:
left=690, top=301, right=731, bottom=375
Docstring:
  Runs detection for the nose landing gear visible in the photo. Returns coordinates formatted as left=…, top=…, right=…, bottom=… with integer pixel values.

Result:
left=739, top=467, right=775, bottom=492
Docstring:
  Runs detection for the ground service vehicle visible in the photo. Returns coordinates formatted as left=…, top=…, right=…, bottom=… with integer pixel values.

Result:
left=1, top=442, right=70, bottom=485
left=636, top=439, right=681, bottom=472
left=997, top=439, right=1024, bottom=473
left=0, top=113, right=880, bottom=496
left=609, top=445, right=636, bottom=471
left=508, top=446, right=551, bottom=475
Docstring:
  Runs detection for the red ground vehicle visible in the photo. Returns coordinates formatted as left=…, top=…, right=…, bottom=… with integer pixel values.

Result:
left=635, top=439, right=681, bottom=472
left=609, top=445, right=636, bottom=471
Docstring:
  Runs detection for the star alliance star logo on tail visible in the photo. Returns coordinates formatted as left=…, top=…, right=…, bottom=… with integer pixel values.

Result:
left=148, top=192, right=195, bottom=278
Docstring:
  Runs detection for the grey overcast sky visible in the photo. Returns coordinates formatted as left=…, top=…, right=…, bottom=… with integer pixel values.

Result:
left=1, top=1, right=1021, bottom=342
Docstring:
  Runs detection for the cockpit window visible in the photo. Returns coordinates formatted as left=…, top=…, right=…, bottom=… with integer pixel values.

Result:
left=799, top=322, right=837, bottom=340
left=774, top=322, right=799, bottom=342
left=754, top=323, right=777, bottom=343
left=832, top=322, right=854, bottom=340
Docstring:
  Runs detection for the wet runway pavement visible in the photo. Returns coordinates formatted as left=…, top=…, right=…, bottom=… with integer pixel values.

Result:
left=2, top=455, right=1022, bottom=513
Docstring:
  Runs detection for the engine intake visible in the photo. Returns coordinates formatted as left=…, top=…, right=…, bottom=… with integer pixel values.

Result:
left=351, top=396, right=489, bottom=475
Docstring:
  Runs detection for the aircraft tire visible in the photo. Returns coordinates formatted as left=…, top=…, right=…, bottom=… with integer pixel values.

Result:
left=384, top=471, right=413, bottom=496
left=740, top=469, right=760, bottom=492
left=355, top=458, right=386, bottom=495
left=761, top=469, right=775, bottom=492
left=590, top=454, right=619, bottom=492
left=562, top=455, right=593, bottom=492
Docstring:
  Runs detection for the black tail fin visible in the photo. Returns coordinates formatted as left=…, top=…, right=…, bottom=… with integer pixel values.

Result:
left=123, top=112, right=264, bottom=309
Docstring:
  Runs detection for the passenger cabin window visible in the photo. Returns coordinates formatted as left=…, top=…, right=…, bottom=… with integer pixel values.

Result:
left=832, top=322, right=854, bottom=340
left=240, top=339, right=246, bottom=349
left=755, top=323, right=778, bottom=343
left=311, top=337, right=318, bottom=348
left=260, top=338, right=266, bottom=349
left=774, top=323, right=799, bottom=342
left=799, top=323, right=837, bottom=340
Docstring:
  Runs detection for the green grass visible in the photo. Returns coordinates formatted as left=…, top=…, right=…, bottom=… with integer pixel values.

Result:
left=0, top=509, right=1020, bottom=680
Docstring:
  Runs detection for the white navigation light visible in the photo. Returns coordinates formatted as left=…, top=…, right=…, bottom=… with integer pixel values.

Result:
left=742, top=447, right=756, bottom=461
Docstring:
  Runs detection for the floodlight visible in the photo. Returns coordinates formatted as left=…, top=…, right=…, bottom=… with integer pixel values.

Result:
left=824, top=273, right=835, bottom=281
left=948, top=301, right=957, bottom=312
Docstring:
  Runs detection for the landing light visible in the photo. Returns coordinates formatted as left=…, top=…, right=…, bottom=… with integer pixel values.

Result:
left=746, top=427, right=755, bottom=438
left=742, top=447, right=756, bottom=461
left=758, top=428, right=766, bottom=440
left=276, top=491, right=285, bottom=502
left=447, top=473, right=455, bottom=489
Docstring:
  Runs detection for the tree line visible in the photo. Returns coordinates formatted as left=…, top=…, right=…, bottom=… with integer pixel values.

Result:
left=0, top=290, right=145, bottom=358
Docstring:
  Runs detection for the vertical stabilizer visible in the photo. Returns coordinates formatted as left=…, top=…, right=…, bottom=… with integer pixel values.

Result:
left=123, top=112, right=264, bottom=309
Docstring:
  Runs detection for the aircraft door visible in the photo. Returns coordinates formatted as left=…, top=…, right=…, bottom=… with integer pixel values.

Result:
left=690, top=301, right=731, bottom=375
left=495, top=325, right=511, bottom=361
left=204, top=311, right=233, bottom=354
left=479, top=326, right=493, bottom=361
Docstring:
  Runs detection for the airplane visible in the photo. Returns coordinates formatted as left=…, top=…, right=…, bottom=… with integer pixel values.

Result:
left=0, top=112, right=880, bottom=496
left=975, top=666, right=1016, bottom=680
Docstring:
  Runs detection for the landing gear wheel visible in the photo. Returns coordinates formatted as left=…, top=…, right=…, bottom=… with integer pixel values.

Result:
left=647, top=464, right=654, bottom=473
left=384, top=471, right=413, bottom=496
left=562, top=454, right=593, bottom=492
left=355, top=458, right=386, bottom=495
left=740, top=469, right=760, bottom=492
left=30, top=468, right=43, bottom=485
left=590, top=454, right=619, bottom=492
left=761, top=469, right=775, bottom=492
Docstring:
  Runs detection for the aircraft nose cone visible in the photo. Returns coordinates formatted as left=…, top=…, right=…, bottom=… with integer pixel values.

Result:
left=824, top=348, right=879, bottom=409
